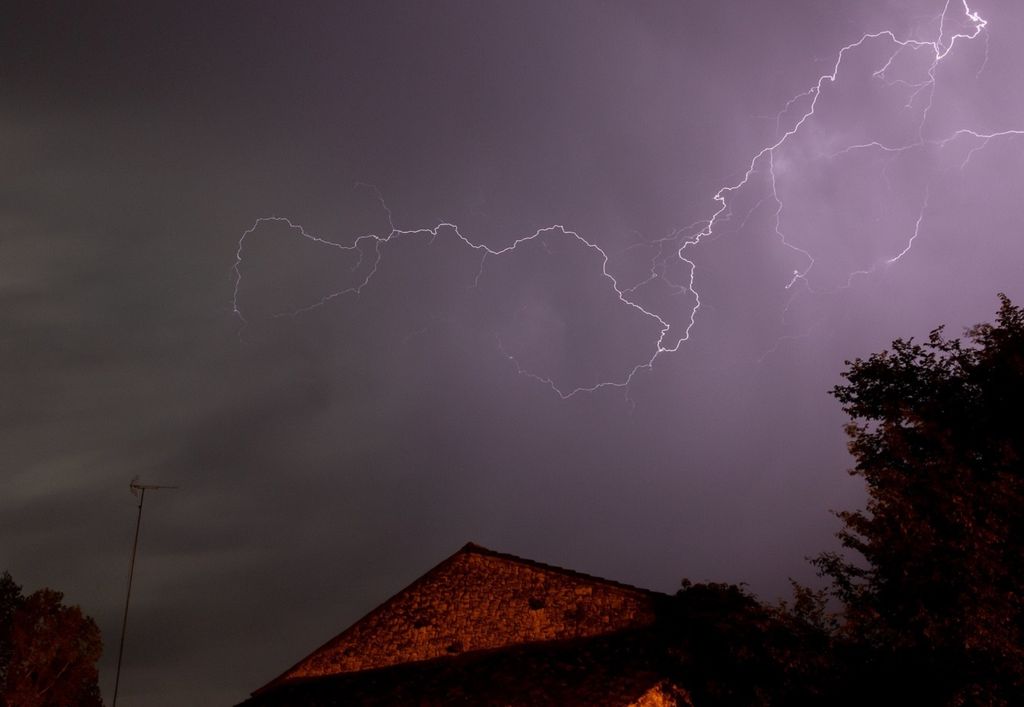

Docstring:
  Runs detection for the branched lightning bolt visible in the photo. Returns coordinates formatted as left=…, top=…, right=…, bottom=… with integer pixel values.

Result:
left=233, top=0, right=1020, bottom=397
left=232, top=212, right=686, bottom=398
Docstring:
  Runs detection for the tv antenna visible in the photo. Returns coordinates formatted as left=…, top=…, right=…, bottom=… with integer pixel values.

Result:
left=112, top=477, right=178, bottom=707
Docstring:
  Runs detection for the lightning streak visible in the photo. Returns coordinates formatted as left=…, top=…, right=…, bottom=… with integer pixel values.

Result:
left=233, top=0, right=1020, bottom=397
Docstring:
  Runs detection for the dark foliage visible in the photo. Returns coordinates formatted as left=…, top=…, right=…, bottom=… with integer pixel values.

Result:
left=815, top=294, right=1024, bottom=705
left=0, top=571, right=104, bottom=707
left=654, top=581, right=834, bottom=706
left=0, top=573, right=21, bottom=693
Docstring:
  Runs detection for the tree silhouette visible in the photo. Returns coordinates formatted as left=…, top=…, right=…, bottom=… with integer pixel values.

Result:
left=653, top=580, right=836, bottom=706
left=0, top=572, right=103, bottom=707
left=816, top=295, right=1024, bottom=705
left=0, top=573, right=21, bottom=693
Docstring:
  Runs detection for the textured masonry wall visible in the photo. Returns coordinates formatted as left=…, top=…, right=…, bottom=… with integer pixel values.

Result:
left=285, top=548, right=657, bottom=680
left=630, top=683, right=695, bottom=707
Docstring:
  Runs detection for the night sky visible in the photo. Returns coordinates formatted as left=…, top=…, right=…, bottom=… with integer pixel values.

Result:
left=3, top=1, right=1023, bottom=704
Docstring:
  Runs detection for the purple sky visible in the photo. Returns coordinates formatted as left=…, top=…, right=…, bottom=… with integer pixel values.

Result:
left=3, top=1, right=1023, bottom=704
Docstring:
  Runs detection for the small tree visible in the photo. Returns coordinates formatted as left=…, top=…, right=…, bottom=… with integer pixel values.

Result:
left=656, top=581, right=834, bottom=706
left=0, top=572, right=103, bottom=707
left=816, top=295, right=1024, bottom=704
left=0, top=573, right=22, bottom=691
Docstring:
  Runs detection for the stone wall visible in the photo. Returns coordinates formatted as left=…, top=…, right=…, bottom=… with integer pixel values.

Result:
left=630, top=682, right=695, bottom=707
left=284, top=545, right=658, bottom=680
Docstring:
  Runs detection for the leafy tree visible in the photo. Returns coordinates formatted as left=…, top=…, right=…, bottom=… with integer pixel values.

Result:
left=0, top=573, right=21, bottom=692
left=815, top=294, right=1024, bottom=705
left=0, top=572, right=103, bottom=707
left=655, top=581, right=834, bottom=706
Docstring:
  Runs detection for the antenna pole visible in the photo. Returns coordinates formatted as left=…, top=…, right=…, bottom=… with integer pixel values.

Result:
left=112, top=481, right=177, bottom=707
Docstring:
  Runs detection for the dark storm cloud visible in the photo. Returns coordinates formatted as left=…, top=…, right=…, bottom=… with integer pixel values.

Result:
left=3, top=1, right=1022, bottom=704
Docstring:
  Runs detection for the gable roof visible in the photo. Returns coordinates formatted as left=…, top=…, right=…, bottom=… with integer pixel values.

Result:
left=253, top=542, right=667, bottom=697
left=458, top=542, right=664, bottom=596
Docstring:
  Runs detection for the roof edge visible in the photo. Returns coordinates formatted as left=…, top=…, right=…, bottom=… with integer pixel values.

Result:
left=458, top=542, right=667, bottom=599
left=252, top=541, right=666, bottom=697
left=252, top=547, right=469, bottom=696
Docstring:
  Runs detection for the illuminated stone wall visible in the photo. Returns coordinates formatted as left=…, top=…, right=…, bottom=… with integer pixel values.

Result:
left=630, top=682, right=695, bottom=707
left=283, top=544, right=658, bottom=680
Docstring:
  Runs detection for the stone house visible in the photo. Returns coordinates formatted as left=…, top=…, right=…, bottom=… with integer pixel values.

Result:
left=242, top=542, right=691, bottom=705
